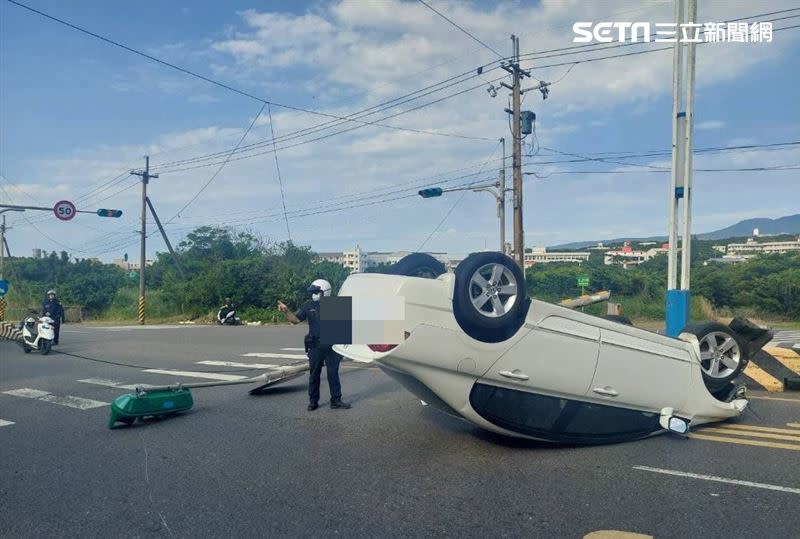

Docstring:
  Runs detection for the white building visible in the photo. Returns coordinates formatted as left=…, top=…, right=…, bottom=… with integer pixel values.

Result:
left=523, top=247, right=590, bottom=268
left=725, top=236, right=800, bottom=259
left=315, top=246, right=449, bottom=273
left=113, top=258, right=153, bottom=271
left=604, top=241, right=668, bottom=268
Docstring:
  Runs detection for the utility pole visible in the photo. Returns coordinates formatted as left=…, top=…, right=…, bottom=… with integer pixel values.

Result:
left=131, top=156, right=158, bottom=325
left=498, top=137, right=506, bottom=254
left=500, top=35, right=530, bottom=270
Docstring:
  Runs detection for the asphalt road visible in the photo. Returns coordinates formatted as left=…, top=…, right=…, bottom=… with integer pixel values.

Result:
left=1, top=324, right=799, bottom=538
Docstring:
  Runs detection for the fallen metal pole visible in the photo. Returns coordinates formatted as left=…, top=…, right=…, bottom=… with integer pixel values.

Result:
left=559, top=290, right=611, bottom=309
left=136, top=364, right=309, bottom=394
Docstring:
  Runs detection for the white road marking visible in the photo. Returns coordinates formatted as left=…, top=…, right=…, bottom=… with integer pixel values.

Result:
left=4, top=388, right=50, bottom=399
left=633, top=465, right=800, bottom=495
left=241, top=352, right=307, bottom=359
left=143, top=369, right=247, bottom=381
left=281, top=348, right=306, bottom=351
left=77, top=378, right=154, bottom=390
left=2, top=388, right=107, bottom=409
left=0, top=419, right=15, bottom=427
left=196, top=360, right=279, bottom=369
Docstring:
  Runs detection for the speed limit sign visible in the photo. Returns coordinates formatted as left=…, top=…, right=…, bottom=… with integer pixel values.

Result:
left=53, top=200, right=77, bottom=221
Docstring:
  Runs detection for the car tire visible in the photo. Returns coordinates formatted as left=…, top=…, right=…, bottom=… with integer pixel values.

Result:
left=453, top=252, right=528, bottom=343
left=681, top=322, right=748, bottom=392
left=604, top=314, right=633, bottom=326
left=389, top=253, right=446, bottom=279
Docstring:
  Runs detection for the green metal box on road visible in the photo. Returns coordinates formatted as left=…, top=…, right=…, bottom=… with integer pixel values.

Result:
left=109, top=388, right=193, bottom=428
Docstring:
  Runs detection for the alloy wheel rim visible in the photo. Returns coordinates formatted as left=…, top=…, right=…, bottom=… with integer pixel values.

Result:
left=698, top=331, right=741, bottom=378
left=468, top=263, right=518, bottom=318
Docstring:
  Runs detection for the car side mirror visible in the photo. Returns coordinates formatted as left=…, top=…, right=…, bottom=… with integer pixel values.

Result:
left=659, top=407, right=690, bottom=436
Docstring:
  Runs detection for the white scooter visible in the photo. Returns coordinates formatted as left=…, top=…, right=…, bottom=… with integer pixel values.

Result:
left=21, top=313, right=55, bottom=355
left=217, top=308, right=241, bottom=326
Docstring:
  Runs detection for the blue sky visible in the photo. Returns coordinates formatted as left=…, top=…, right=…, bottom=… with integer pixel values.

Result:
left=1, top=0, right=798, bottom=261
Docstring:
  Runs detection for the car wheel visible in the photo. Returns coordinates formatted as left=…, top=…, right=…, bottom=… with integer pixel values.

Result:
left=604, top=314, right=633, bottom=326
left=681, top=322, right=748, bottom=391
left=453, top=252, right=528, bottom=343
left=390, top=253, right=446, bottom=279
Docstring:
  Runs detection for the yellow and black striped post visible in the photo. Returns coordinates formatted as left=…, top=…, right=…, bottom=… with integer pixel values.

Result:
left=138, top=296, right=145, bottom=325
left=0, top=297, right=5, bottom=322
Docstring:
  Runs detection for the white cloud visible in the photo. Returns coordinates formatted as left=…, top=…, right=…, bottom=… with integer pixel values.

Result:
left=696, top=120, right=726, bottom=130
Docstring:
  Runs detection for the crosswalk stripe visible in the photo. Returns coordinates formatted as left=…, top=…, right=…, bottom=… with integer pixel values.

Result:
left=788, top=423, right=800, bottom=428
left=0, top=419, right=15, bottom=427
left=242, top=352, right=308, bottom=359
left=701, top=427, right=800, bottom=443
left=689, top=433, right=800, bottom=451
left=77, top=378, right=153, bottom=390
left=196, top=360, right=280, bottom=369
left=2, top=388, right=107, bottom=409
left=142, top=369, right=247, bottom=381
left=714, top=423, right=800, bottom=435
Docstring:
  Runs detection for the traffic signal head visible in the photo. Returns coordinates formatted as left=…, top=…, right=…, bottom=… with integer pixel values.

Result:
left=97, top=208, right=123, bottom=218
left=418, top=187, right=443, bottom=198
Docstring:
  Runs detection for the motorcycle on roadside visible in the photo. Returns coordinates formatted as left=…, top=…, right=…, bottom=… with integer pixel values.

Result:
left=20, top=312, right=56, bottom=355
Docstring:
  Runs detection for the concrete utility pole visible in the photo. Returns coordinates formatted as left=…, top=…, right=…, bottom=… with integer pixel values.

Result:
left=666, top=0, right=698, bottom=336
left=498, top=137, right=506, bottom=254
left=500, top=35, right=531, bottom=270
left=131, top=156, right=158, bottom=325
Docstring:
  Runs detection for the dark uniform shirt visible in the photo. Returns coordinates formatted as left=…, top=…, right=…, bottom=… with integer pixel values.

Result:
left=295, top=300, right=320, bottom=337
left=42, top=299, right=64, bottom=324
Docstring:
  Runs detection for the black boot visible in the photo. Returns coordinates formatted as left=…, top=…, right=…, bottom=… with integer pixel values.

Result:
left=330, top=399, right=351, bottom=409
left=307, top=402, right=319, bottom=411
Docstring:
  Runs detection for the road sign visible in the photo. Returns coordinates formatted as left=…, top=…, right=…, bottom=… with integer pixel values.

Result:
left=577, top=277, right=590, bottom=288
left=53, top=200, right=76, bottom=221
left=97, top=208, right=123, bottom=218
left=0, top=280, right=8, bottom=297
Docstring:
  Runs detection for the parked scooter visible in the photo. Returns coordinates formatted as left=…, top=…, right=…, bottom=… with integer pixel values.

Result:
left=20, top=312, right=55, bottom=355
left=217, top=307, right=241, bottom=326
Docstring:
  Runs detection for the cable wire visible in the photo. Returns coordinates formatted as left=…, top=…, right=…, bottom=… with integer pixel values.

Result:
left=416, top=0, right=505, bottom=59
left=267, top=102, right=291, bottom=240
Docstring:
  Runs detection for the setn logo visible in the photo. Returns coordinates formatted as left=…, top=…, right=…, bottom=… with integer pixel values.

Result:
left=573, top=22, right=652, bottom=43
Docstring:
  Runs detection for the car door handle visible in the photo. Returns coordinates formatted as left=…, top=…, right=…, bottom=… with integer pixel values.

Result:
left=499, top=370, right=529, bottom=381
left=592, top=387, right=619, bottom=397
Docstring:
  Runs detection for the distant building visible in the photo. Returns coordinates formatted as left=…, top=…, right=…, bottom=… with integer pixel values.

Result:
left=523, top=247, right=590, bottom=268
left=704, top=257, right=746, bottom=266
left=314, top=246, right=449, bottom=273
left=113, top=258, right=153, bottom=271
left=725, top=236, right=800, bottom=259
left=588, top=242, right=610, bottom=251
left=712, top=245, right=727, bottom=254
left=32, top=248, right=42, bottom=259
left=604, top=241, right=668, bottom=268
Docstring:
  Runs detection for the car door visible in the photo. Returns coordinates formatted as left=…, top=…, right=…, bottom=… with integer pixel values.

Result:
left=479, top=314, right=600, bottom=397
left=588, top=326, right=692, bottom=412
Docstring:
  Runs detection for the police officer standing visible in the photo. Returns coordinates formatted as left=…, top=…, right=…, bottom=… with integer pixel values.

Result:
left=277, top=279, right=351, bottom=411
left=42, top=289, right=65, bottom=345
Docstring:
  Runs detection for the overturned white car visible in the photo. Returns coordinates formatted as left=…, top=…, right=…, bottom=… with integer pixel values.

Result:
left=334, top=252, right=766, bottom=444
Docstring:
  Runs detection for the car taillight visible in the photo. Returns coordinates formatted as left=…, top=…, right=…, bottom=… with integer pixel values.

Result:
left=367, top=332, right=410, bottom=353
left=367, top=344, right=397, bottom=353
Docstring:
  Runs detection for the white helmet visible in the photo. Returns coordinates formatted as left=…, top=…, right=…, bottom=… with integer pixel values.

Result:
left=308, top=279, right=332, bottom=301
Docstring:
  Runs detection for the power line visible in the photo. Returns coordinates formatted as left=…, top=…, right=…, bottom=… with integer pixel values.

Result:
left=416, top=0, right=505, bottom=59
left=165, top=103, right=266, bottom=223
left=267, top=103, right=291, bottom=240
left=6, top=0, right=491, bottom=144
